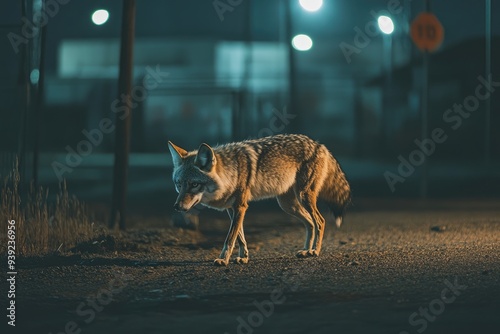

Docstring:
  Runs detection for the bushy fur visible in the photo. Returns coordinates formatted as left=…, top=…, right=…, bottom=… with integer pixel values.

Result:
left=168, top=134, right=351, bottom=266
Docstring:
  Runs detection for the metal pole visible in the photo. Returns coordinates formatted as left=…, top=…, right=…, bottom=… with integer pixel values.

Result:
left=421, top=51, right=429, bottom=198
left=243, top=0, right=252, bottom=138
left=381, top=34, right=392, bottom=151
left=278, top=0, right=287, bottom=109
left=420, top=0, right=430, bottom=198
left=485, top=0, right=491, bottom=164
left=109, top=0, right=136, bottom=230
left=285, top=0, right=298, bottom=133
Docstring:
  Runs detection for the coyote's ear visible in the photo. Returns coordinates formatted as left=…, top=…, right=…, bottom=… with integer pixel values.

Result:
left=168, top=141, right=187, bottom=169
left=195, top=143, right=216, bottom=171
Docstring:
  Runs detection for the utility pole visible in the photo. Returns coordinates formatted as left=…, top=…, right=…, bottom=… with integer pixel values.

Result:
left=33, top=0, right=48, bottom=187
left=109, top=0, right=136, bottom=230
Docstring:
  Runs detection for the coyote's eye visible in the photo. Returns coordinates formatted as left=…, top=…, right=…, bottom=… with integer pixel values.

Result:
left=191, top=182, right=199, bottom=188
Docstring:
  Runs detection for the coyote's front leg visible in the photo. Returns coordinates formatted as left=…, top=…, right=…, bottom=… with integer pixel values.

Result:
left=235, top=228, right=249, bottom=264
left=214, top=202, right=248, bottom=266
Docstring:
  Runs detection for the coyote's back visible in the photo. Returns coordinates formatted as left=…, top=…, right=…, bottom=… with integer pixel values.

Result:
left=168, top=134, right=351, bottom=265
left=212, top=134, right=350, bottom=214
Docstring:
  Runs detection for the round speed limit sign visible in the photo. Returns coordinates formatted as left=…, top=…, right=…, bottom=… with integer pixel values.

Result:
left=410, top=12, right=444, bottom=52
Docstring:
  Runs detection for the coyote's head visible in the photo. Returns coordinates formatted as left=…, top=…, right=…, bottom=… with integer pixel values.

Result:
left=167, top=141, right=217, bottom=212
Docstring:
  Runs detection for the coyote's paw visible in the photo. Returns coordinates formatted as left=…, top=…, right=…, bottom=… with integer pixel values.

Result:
left=213, top=258, right=228, bottom=266
left=235, top=257, right=249, bottom=264
left=296, top=250, right=315, bottom=258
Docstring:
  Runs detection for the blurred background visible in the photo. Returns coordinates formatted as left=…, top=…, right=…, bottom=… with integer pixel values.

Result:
left=1, top=0, right=499, bottom=209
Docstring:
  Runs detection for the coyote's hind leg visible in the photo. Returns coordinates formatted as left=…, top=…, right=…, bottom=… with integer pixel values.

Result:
left=277, top=189, right=316, bottom=257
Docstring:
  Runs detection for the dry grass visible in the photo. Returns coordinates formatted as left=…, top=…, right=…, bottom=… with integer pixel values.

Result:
left=0, top=161, right=101, bottom=256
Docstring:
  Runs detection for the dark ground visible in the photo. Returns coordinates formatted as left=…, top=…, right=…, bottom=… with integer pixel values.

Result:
left=3, top=198, right=500, bottom=334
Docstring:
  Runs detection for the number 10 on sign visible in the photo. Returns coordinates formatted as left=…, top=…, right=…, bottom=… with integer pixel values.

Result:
left=411, top=12, right=444, bottom=52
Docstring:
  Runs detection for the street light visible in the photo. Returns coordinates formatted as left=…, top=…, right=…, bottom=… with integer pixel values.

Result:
left=299, top=0, right=323, bottom=12
left=292, top=34, right=313, bottom=51
left=377, top=15, right=395, bottom=34
left=92, top=9, right=109, bottom=25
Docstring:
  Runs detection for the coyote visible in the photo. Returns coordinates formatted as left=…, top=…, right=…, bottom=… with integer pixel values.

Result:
left=168, top=134, right=351, bottom=266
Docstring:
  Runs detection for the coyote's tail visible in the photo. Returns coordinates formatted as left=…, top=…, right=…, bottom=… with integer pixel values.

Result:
left=319, top=151, right=351, bottom=228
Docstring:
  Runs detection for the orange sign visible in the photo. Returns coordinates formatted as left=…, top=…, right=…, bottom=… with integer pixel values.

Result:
left=410, top=12, right=444, bottom=52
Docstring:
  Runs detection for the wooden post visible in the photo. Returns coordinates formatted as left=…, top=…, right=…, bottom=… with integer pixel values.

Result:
left=109, top=0, right=136, bottom=230
left=34, top=0, right=48, bottom=187
left=18, top=0, right=31, bottom=196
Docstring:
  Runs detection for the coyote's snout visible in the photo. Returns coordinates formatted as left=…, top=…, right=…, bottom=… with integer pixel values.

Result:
left=168, top=134, right=351, bottom=266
